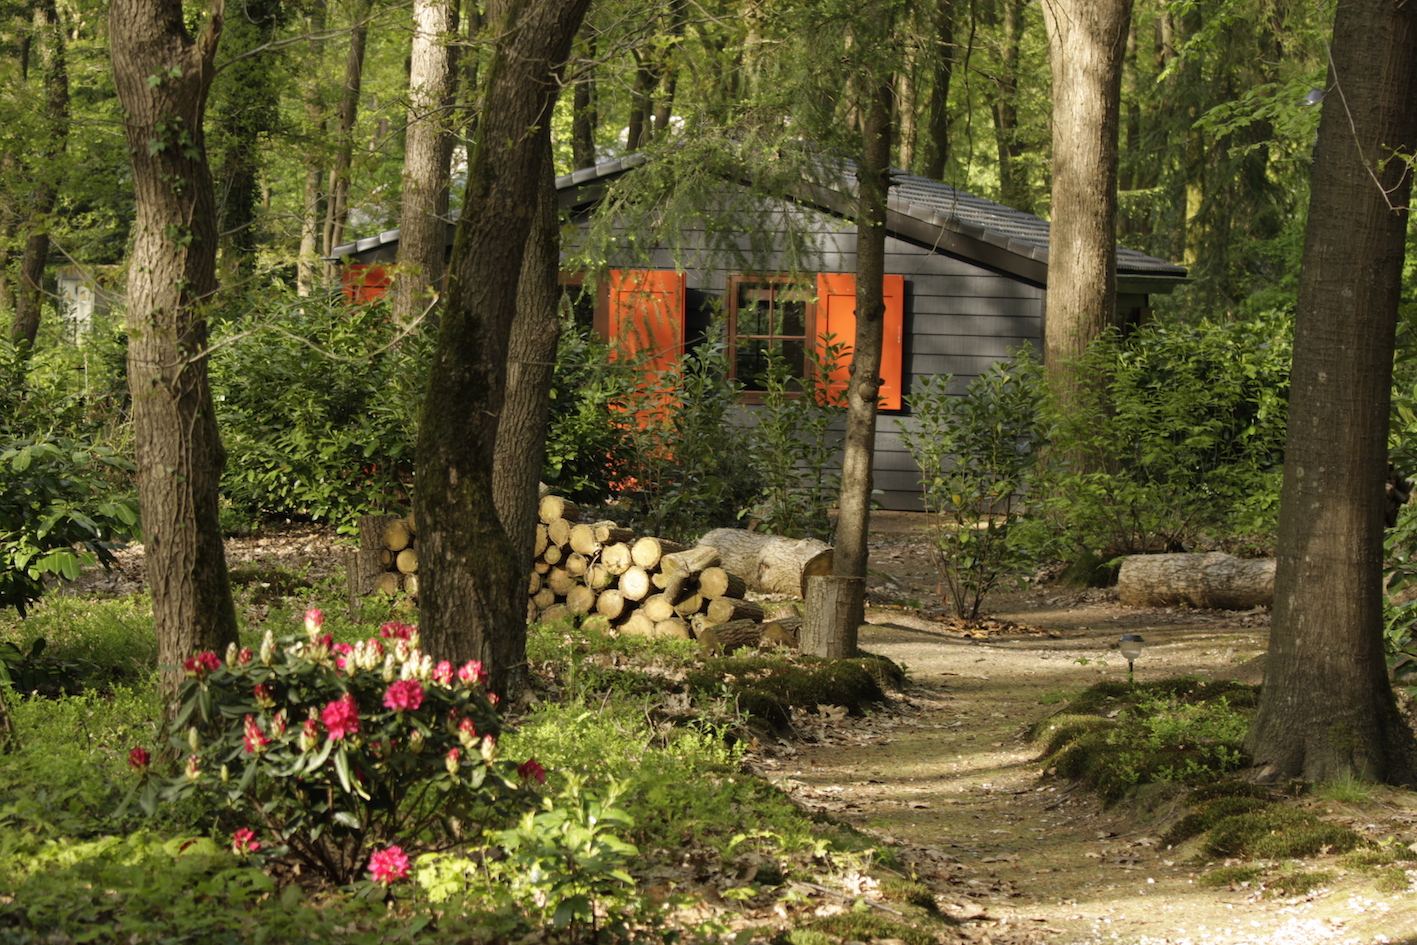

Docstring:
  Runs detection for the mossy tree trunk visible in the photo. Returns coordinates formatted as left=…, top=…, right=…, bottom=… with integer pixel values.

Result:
left=1244, top=0, right=1417, bottom=784
left=110, top=0, right=239, bottom=704
left=414, top=0, right=590, bottom=702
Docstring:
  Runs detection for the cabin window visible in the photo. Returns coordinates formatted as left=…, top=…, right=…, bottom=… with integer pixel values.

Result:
left=727, top=274, right=816, bottom=391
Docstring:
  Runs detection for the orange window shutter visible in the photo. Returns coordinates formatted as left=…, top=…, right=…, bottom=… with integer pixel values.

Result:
left=814, top=272, right=904, bottom=410
left=608, top=270, right=686, bottom=373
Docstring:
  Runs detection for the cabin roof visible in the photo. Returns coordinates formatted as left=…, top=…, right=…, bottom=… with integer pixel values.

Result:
left=332, top=151, right=1187, bottom=290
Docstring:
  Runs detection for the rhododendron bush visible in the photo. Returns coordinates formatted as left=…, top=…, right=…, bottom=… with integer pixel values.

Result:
left=129, top=615, right=544, bottom=885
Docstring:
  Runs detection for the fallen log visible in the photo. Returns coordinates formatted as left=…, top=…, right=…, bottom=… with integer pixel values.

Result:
left=706, top=596, right=765, bottom=625
left=1117, top=553, right=1275, bottom=610
left=538, top=495, right=580, bottom=524
left=631, top=537, right=686, bottom=570
left=698, top=566, right=746, bottom=601
left=699, top=528, right=833, bottom=598
left=698, top=618, right=761, bottom=656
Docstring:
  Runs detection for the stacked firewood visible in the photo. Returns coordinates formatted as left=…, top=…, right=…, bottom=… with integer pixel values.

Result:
left=530, top=495, right=776, bottom=644
left=345, top=512, right=420, bottom=603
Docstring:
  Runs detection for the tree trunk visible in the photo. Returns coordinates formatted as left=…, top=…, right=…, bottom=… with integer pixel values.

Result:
left=570, top=22, right=597, bottom=169
left=1040, top=0, right=1132, bottom=410
left=831, top=73, right=893, bottom=660
left=1244, top=0, right=1417, bottom=784
left=392, top=0, right=459, bottom=324
left=492, top=123, right=561, bottom=568
left=919, top=0, right=953, bottom=180
left=414, top=0, right=590, bottom=703
left=991, top=0, right=1030, bottom=214
left=296, top=0, right=328, bottom=296
left=322, top=0, right=373, bottom=267
left=9, top=0, right=67, bottom=347
left=802, top=575, right=863, bottom=658
left=110, top=0, right=239, bottom=703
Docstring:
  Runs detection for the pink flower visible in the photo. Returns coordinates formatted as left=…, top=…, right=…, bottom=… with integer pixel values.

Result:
left=517, top=758, right=547, bottom=785
left=368, top=845, right=410, bottom=885
left=184, top=755, right=202, bottom=782
left=127, top=747, right=150, bottom=771
left=383, top=679, right=424, bottom=712
left=379, top=621, right=415, bottom=641
left=232, top=828, right=261, bottom=855
left=253, top=682, right=275, bottom=709
left=457, top=717, right=478, bottom=749
left=271, top=710, right=288, bottom=738
left=184, top=651, right=221, bottom=678
left=333, top=642, right=355, bottom=671
left=445, top=747, right=461, bottom=775
left=304, top=608, right=324, bottom=633
left=243, top=714, right=271, bottom=754
left=321, top=693, right=361, bottom=740
left=235, top=647, right=254, bottom=665
left=457, top=660, right=488, bottom=687
left=432, top=660, right=454, bottom=686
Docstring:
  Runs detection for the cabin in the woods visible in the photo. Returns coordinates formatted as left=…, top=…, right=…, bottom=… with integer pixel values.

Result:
left=331, top=154, right=1187, bottom=511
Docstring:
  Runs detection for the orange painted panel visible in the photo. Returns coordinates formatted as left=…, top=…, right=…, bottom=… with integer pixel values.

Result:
left=608, top=269, right=687, bottom=428
left=342, top=264, right=392, bottom=303
left=814, top=272, right=904, bottom=410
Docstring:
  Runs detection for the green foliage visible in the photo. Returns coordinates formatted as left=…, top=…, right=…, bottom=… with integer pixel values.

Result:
left=488, top=775, right=646, bottom=939
left=210, top=292, right=428, bottom=532
left=1021, top=313, right=1291, bottom=569
left=900, top=358, right=1041, bottom=620
left=1035, top=678, right=1255, bottom=804
left=610, top=328, right=761, bottom=542
left=744, top=340, right=846, bottom=541
left=0, top=594, right=156, bottom=688
left=542, top=325, right=635, bottom=504
left=1204, top=808, right=1362, bottom=859
left=136, top=618, right=537, bottom=885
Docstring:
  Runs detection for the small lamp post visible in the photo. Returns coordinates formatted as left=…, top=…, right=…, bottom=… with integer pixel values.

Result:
left=1119, top=634, right=1145, bottom=681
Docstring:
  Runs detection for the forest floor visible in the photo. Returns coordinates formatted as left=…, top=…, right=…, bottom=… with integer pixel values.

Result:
left=73, top=515, right=1417, bottom=944
left=749, top=513, right=1417, bottom=945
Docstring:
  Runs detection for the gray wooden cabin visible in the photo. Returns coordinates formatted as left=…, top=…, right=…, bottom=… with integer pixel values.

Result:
left=333, top=154, right=1187, bottom=511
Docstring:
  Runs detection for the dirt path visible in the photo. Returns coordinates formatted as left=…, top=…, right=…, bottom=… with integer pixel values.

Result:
left=755, top=595, right=1417, bottom=945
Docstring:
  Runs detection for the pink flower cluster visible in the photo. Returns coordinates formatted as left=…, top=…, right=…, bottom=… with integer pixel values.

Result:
left=457, top=660, right=488, bottom=687
left=368, top=845, right=410, bottom=885
left=322, top=693, right=361, bottom=740
left=379, top=621, right=416, bottom=641
left=243, top=714, right=272, bottom=754
left=184, top=651, right=221, bottom=678
left=232, top=828, right=261, bottom=855
left=128, top=747, right=150, bottom=771
left=382, top=679, right=424, bottom=713
left=517, top=758, right=547, bottom=785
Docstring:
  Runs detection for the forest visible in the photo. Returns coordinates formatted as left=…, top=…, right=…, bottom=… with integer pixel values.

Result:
left=3, top=0, right=1417, bottom=941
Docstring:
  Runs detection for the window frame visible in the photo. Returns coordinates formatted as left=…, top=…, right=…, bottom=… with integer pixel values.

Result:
left=725, top=272, right=820, bottom=401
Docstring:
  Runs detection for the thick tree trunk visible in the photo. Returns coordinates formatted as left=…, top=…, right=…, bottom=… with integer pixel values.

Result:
left=110, top=0, right=239, bottom=702
left=1040, top=0, right=1132, bottom=407
left=415, top=0, right=590, bottom=703
left=492, top=123, right=561, bottom=568
left=832, top=75, right=893, bottom=658
left=9, top=0, right=67, bottom=347
left=570, top=23, right=597, bottom=169
left=1244, top=0, right=1417, bottom=784
left=392, top=0, right=459, bottom=324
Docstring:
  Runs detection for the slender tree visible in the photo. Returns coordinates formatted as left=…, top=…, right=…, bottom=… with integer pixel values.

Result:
left=110, top=0, right=239, bottom=699
left=1244, top=0, right=1417, bottom=784
left=322, top=0, right=374, bottom=266
left=392, top=0, right=459, bottom=323
left=1040, top=0, right=1132, bottom=405
left=415, top=0, right=591, bottom=701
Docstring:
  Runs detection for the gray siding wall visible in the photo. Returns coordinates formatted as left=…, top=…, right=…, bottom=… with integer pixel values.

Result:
left=587, top=205, right=1044, bottom=512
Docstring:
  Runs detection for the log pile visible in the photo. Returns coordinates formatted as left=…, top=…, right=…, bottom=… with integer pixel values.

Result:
left=529, top=495, right=781, bottom=646
left=345, top=512, right=421, bottom=605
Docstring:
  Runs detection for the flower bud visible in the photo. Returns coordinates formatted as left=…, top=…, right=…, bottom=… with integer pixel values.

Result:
left=304, top=608, right=324, bottom=637
left=480, top=734, right=496, bottom=763
left=226, top=642, right=239, bottom=666
left=221, top=764, right=230, bottom=783
left=299, top=718, right=319, bottom=753
left=408, top=728, right=425, bottom=754
left=184, top=755, right=201, bottom=782
left=458, top=717, right=478, bottom=750
left=187, top=726, right=200, bottom=752
left=445, top=747, right=461, bottom=777
left=271, top=710, right=288, bottom=738
left=382, top=655, right=397, bottom=683
left=260, top=630, right=275, bottom=666
left=394, top=640, right=411, bottom=664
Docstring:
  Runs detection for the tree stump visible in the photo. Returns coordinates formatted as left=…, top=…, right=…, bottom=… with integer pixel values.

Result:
left=1117, top=553, right=1275, bottom=610
left=801, top=575, right=862, bottom=658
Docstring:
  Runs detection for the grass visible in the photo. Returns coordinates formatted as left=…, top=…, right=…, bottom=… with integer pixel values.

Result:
left=0, top=576, right=936, bottom=945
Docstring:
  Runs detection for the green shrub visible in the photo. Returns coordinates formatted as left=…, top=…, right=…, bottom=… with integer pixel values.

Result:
left=899, top=358, right=1042, bottom=620
left=541, top=325, right=636, bottom=504
left=210, top=292, right=426, bottom=531
left=1020, top=312, right=1291, bottom=568
left=1204, top=808, right=1361, bottom=858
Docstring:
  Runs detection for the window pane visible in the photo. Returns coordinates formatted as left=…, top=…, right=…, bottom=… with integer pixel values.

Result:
left=737, top=338, right=769, bottom=390
left=779, top=298, right=806, bottom=337
left=737, top=286, right=769, bottom=335
left=781, top=339, right=806, bottom=386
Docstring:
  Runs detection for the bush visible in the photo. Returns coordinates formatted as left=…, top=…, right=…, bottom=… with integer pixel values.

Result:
left=1021, top=312, right=1291, bottom=568
left=132, top=613, right=543, bottom=885
left=210, top=291, right=427, bottom=531
left=899, top=358, right=1041, bottom=620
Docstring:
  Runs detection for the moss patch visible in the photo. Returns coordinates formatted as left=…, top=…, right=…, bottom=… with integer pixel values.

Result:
left=1162, top=795, right=1275, bottom=848
left=1203, top=807, right=1362, bottom=859
left=1267, top=870, right=1333, bottom=898
left=799, top=912, right=939, bottom=945
left=877, top=877, right=939, bottom=914
left=686, top=654, right=895, bottom=727
left=1198, top=865, right=1263, bottom=888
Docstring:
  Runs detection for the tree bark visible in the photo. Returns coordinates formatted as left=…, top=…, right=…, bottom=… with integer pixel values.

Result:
left=1040, top=0, right=1132, bottom=408
left=1244, top=0, right=1417, bottom=784
left=570, top=22, right=597, bottom=168
left=9, top=0, right=67, bottom=347
left=110, top=0, right=239, bottom=702
left=991, top=0, right=1030, bottom=214
left=392, top=0, right=459, bottom=324
left=1117, top=553, right=1275, bottom=610
left=699, top=527, right=833, bottom=597
left=414, top=0, right=590, bottom=703
left=919, top=0, right=953, bottom=181
left=831, top=73, right=893, bottom=659
left=296, top=0, right=328, bottom=297
left=492, top=123, right=560, bottom=568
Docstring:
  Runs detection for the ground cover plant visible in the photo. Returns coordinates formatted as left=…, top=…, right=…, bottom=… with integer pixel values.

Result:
left=0, top=577, right=950, bottom=945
